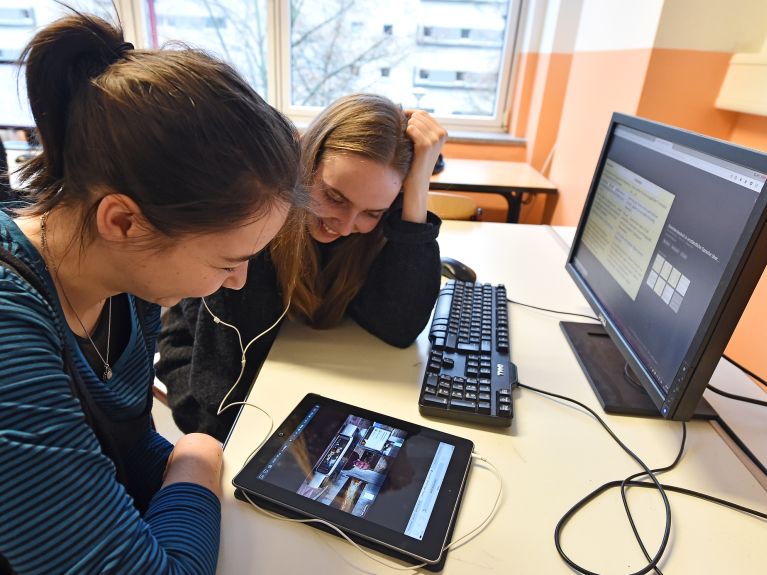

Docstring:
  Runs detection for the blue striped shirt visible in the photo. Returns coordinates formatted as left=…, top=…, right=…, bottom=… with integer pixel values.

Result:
left=0, top=212, right=220, bottom=574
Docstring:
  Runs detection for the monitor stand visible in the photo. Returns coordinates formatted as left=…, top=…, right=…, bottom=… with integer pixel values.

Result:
left=560, top=321, right=716, bottom=420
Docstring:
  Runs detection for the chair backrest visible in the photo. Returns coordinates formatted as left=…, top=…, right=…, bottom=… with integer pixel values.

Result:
left=427, top=191, right=482, bottom=221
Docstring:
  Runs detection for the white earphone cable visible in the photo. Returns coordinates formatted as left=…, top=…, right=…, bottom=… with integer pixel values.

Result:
left=201, top=295, right=290, bottom=418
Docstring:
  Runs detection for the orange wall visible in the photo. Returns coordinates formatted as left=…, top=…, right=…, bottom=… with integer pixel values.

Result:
left=524, top=52, right=574, bottom=173
left=548, top=48, right=652, bottom=225
left=636, top=49, right=738, bottom=138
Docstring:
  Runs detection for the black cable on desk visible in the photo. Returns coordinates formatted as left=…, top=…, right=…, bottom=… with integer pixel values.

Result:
left=704, top=354, right=767, bottom=407
left=506, top=297, right=599, bottom=322
left=515, top=381, right=767, bottom=575
left=723, top=353, right=767, bottom=386
left=619, top=423, right=686, bottom=575
left=516, top=381, right=672, bottom=575
left=507, top=296, right=767, bottom=408
left=707, top=383, right=767, bottom=407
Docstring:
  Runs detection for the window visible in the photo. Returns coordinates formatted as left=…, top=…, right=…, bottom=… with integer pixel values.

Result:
left=0, top=0, right=114, bottom=131
left=282, top=0, right=521, bottom=128
left=147, top=0, right=269, bottom=97
left=0, top=1, right=523, bottom=134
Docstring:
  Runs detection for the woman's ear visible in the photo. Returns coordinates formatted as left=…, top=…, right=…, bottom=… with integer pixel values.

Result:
left=95, top=193, right=151, bottom=243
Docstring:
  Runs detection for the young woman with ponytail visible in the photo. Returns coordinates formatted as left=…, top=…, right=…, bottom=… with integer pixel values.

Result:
left=156, top=93, right=447, bottom=442
left=0, top=13, right=306, bottom=574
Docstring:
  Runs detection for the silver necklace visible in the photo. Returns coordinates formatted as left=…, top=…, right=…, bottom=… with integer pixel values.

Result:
left=40, top=212, right=113, bottom=381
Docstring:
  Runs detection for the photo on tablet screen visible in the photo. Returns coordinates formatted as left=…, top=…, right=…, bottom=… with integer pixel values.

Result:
left=255, top=405, right=455, bottom=540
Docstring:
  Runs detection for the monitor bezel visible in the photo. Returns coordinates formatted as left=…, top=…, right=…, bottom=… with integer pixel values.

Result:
left=565, top=112, right=767, bottom=420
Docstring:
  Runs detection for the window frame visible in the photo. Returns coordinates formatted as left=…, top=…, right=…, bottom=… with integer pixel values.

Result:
left=115, top=0, right=526, bottom=134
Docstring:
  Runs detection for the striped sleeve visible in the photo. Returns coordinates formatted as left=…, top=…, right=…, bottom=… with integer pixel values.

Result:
left=0, top=271, right=220, bottom=574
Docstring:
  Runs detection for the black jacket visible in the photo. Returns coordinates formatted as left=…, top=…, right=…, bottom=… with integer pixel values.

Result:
left=155, top=210, right=442, bottom=441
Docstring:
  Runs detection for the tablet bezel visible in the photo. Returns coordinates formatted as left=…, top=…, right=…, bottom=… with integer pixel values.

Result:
left=232, top=393, right=474, bottom=565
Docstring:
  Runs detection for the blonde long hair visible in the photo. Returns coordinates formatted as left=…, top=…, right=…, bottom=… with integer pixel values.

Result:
left=272, top=94, right=414, bottom=327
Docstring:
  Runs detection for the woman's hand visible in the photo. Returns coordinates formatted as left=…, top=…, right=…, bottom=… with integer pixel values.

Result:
left=162, top=432, right=224, bottom=500
left=401, top=110, right=448, bottom=223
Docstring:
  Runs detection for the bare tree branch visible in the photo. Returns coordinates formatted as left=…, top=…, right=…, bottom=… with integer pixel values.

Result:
left=290, top=0, right=355, bottom=49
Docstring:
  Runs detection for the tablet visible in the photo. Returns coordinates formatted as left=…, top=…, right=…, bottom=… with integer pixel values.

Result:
left=232, top=393, right=474, bottom=569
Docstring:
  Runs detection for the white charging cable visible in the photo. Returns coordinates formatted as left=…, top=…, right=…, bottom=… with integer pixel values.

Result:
left=241, top=450, right=503, bottom=572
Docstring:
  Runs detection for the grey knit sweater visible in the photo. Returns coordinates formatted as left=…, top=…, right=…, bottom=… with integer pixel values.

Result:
left=155, top=210, right=442, bottom=441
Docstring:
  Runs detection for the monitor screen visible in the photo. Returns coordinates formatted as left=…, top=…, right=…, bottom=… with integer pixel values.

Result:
left=564, top=113, right=767, bottom=420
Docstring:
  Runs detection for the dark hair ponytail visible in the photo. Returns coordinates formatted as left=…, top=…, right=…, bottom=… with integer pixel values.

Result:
left=17, top=12, right=306, bottom=237
left=21, top=13, right=125, bottom=198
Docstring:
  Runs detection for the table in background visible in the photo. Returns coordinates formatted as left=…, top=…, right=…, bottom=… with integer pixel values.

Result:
left=430, top=159, right=557, bottom=223
left=218, top=221, right=767, bottom=574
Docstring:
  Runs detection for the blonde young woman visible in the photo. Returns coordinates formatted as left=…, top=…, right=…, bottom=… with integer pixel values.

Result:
left=157, top=93, right=448, bottom=441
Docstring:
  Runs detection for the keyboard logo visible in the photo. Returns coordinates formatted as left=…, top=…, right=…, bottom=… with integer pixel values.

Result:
left=496, top=364, right=504, bottom=376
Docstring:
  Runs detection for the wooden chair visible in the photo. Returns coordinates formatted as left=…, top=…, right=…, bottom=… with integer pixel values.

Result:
left=427, top=191, right=482, bottom=221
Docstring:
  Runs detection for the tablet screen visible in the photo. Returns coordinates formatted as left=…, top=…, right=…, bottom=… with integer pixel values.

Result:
left=254, top=402, right=455, bottom=540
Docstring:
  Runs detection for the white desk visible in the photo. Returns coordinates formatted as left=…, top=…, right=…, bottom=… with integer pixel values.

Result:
left=218, top=222, right=767, bottom=574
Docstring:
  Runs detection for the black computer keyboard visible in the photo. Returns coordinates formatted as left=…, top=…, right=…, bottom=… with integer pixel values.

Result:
left=418, top=280, right=517, bottom=427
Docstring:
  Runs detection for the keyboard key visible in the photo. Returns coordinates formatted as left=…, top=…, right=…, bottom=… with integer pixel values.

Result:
left=457, top=342, right=480, bottom=352
left=449, top=399, right=477, bottom=412
left=422, top=394, right=449, bottom=407
left=446, top=333, right=458, bottom=350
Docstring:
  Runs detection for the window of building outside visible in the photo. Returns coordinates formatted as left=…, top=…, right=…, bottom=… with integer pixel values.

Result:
left=0, top=0, right=114, bottom=137
left=0, top=0, right=523, bottom=136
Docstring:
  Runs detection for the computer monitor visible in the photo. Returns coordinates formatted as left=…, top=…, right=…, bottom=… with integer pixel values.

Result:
left=563, top=113, right=767, bottom=421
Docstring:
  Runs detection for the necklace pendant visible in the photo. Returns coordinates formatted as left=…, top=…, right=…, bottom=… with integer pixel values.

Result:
left=104, top=366, right=113, bottom=381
